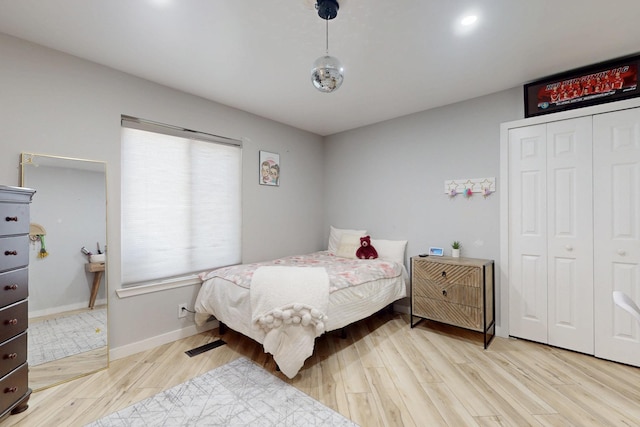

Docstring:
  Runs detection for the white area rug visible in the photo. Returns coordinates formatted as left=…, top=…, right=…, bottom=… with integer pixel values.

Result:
left=87, top=357, right=358, bottom=427
left=28, top=308, right=107, bottom=366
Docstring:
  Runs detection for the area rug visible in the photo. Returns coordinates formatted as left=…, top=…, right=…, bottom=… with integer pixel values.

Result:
left=87, top=357, right=358, bottom=426
left=28, top=308, right=107, bottom=366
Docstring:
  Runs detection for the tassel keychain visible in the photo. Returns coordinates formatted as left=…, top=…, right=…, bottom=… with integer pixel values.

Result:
left=38, top=234, right=49, bottom=258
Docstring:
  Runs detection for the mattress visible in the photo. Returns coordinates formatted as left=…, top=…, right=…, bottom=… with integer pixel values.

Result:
left=194, top=251, right=408, bottom=345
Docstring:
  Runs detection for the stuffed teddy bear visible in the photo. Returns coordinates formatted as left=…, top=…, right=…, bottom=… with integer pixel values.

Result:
left=356, top=235, right=378, bottom=259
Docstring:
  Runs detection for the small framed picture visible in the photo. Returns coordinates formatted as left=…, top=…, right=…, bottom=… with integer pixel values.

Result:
left=259, top=151, right=280, bottom=186
left=428, top=247, right=444, bottom=257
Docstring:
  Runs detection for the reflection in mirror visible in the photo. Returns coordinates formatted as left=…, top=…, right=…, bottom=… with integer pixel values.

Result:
left=20, top=153, right=108, bottom=391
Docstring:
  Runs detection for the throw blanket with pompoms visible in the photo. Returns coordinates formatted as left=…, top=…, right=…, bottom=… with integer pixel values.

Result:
left=250, top=266, right=329, bottom=378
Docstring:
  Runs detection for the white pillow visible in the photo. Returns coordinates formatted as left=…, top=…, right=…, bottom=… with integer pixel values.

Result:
left=335, top=233, right=361, bottom=259
left=328, top=226, right=366, bottom=254
left=371, top=239, right=408, bottom=265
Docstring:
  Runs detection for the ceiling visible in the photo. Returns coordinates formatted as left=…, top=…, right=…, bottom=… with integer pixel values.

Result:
left=1, top=0, right=639, bottom=136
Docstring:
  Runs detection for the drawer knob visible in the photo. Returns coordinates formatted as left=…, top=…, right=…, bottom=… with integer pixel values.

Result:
left=4, top=387, right=18, bottom=394
left=4, top=250, right=18, bottom=256
left=5, top=319, right=18, bottom=326
left=4, top=216, right=18, bottom=222
left=441, top=271, right=447, bottom=278
left=4, top=284, right=18, bottom=291
left=4, top=353, right=17, bottom=360
left=442, top=289, right=447, bottom=297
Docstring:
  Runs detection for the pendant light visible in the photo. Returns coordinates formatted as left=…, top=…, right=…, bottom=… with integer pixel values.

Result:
left=311, top=0, right=343, bottom=93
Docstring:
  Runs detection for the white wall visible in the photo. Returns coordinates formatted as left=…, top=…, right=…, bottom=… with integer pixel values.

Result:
left=323, top=88, right=524, bottom=334
left=0, top=33, right=325, bottom=353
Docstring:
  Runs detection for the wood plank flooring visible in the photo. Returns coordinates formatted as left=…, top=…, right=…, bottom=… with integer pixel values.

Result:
left=6, top=312, right=640, bottom=426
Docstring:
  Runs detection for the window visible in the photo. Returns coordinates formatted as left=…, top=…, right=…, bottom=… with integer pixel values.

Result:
left=121, top=116, right=242, bottom=287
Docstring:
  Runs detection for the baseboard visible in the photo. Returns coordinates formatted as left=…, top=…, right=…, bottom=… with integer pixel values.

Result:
left=109, top=320, right=218, bottom=361
left=29, top=299, right=107, bottom=318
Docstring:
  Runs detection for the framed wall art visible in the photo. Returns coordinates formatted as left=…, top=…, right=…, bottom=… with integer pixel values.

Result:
left=259, top=150, right=280, bottom=186
left=524, top=53, right=640, bottom=118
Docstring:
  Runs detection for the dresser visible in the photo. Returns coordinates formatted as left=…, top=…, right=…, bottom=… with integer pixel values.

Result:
left=411, top=255, right=495, bottom=348
left=0, top=185, right=34, bottom=421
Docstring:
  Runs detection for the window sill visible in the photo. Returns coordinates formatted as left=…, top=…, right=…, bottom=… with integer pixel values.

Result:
left=116, top=275, right=202, bottom=298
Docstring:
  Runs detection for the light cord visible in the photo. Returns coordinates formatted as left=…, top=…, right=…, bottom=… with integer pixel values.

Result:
left=325, top=18, right=329, bottom=55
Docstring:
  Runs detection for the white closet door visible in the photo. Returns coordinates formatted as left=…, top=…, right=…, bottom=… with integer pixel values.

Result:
left=546, top=117, right=594, bottom=353
left=594, top=107, right=640, bottom=367
left=509, top=124, right=548, bottom=343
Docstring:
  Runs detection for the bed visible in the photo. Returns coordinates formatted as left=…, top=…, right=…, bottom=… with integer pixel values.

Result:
left=194, top=228, right=408, bottom=378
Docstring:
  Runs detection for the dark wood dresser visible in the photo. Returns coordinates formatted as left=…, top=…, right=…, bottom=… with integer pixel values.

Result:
left=0, top=185, right=34, bottom=421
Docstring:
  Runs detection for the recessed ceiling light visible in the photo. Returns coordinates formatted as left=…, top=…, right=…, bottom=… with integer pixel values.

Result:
left=461, top=15, right=478, bottom=26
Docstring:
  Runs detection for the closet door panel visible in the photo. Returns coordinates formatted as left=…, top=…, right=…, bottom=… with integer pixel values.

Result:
left=546, top=117, right=594, bottom=354
left=594, top=107, right=640, bottom=367
left=509, top=124, right=548, bottom=343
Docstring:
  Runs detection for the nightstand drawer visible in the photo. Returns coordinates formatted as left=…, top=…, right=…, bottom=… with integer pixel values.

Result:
left=0, top=269, right=28, bottom=309
left=0, top=237, right=29, bottom=273
left=412, top=260, right=482, bottom=288
left=412, top=277, right=482, bottom=307
left=413, top=295, right=483, bottom=331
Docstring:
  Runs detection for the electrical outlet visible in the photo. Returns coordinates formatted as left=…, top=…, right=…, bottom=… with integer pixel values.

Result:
left=178, top=303, right=188, bottom=318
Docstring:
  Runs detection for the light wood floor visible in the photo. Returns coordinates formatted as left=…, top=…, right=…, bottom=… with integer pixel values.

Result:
left=29, top=305, right=108, bottom=392
left=6, top=312, right=640, bottom=426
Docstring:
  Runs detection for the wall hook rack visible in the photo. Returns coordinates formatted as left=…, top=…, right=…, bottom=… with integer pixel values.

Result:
left=445, top=177, right=496, bottom=198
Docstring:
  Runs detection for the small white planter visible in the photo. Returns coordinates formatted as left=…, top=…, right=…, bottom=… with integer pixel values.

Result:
left=451, top=248, right=460, bottom=258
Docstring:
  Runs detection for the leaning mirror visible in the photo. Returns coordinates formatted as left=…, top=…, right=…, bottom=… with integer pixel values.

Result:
left=20, top=153, right=108, bottom=391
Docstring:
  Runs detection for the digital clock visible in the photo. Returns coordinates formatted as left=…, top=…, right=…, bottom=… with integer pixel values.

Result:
left=428, top=247, right=444, bottom=256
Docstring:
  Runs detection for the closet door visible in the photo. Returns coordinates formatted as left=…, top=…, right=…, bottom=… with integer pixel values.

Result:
left=594, top=107, right=640, bottom=367
left=509, top=124, right=548, bottom=343
left=546, top=117, right=593, bottom=354
left=509, top=118, right=593, bottom=353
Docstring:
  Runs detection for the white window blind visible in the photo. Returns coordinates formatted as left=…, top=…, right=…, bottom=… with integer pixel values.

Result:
left=121, top=117, right=242, bottom=287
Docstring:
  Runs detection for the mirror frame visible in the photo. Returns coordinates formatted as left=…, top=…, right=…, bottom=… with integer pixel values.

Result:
left=20, top=152, right=108, bottom=391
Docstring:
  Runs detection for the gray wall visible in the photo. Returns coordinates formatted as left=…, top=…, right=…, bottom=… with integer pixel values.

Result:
left=1, top=30, right=527, bottom=352
left=324, top=89, right=524, bottom=333
left=0, top=33, right=325, bottom=351
left=26, top=165, right=107, bottom=315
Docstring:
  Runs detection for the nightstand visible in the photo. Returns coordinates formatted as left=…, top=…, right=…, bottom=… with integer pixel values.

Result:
left=411, top=255, right=495, bottom=348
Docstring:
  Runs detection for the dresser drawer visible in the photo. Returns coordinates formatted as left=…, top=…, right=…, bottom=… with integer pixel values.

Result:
left=0, top=204, right=30, bottom=237
left=413, top=277, right=482, bottom=307
left=0, top=363, right=28, bottom=412
left=0, top=301, right=27, bottom=343
left=0, top=237, right=29, bottom=273
left=413, top=262, right=482, bottom=307
left=412, top=260, right=482, bottom=287
left=413, top=295, right=483, bottom=331
left=0, top=332, right=26, bottom=379
left=0, top=268, right=28, bottom=309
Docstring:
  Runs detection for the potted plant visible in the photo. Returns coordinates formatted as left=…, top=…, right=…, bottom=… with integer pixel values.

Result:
left=451, top=241, right=461, bottom=257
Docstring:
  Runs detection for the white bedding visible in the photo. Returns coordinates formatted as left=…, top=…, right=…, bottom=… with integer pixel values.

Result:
left=194, top=251, right=407, bottom=376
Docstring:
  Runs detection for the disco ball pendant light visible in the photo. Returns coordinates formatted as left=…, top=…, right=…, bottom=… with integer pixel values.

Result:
left=311, top=0, right=343, bottom=93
